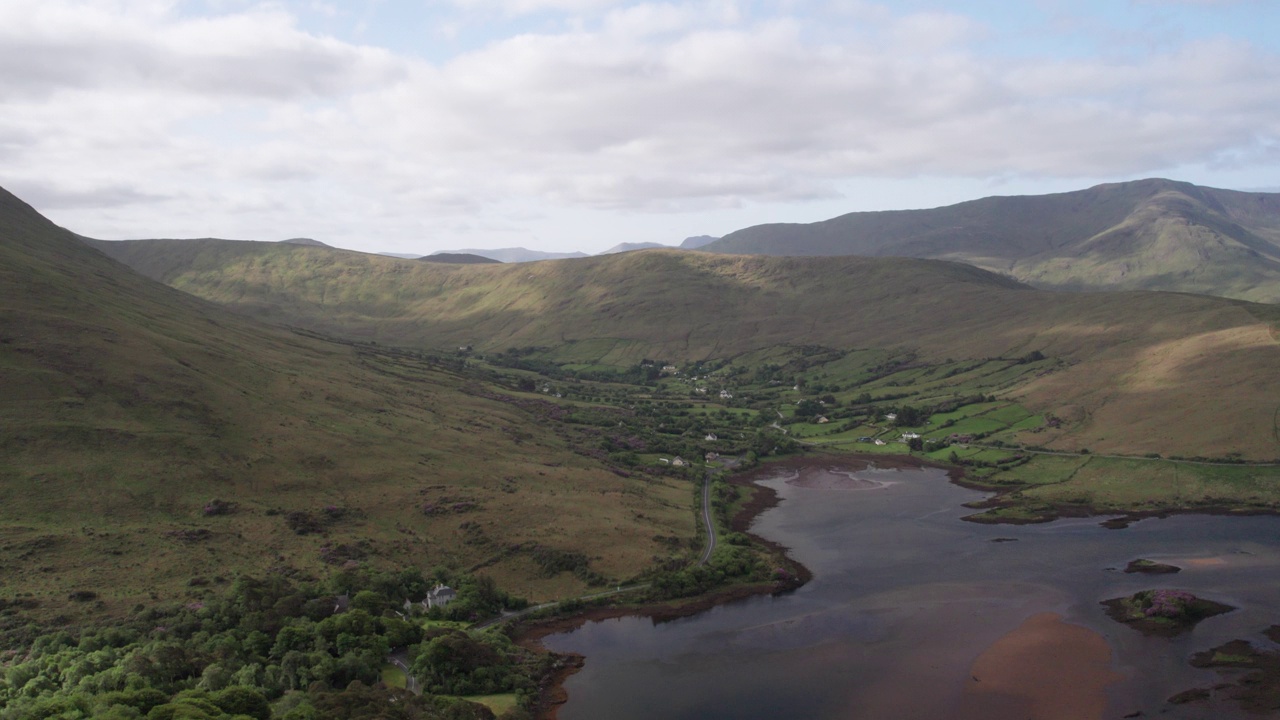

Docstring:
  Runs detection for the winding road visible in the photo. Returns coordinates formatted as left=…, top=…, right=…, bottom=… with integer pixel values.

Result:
left=698, top=473, right=717, bottom=566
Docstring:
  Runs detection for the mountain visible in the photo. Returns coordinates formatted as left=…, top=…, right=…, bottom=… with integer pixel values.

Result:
left=281, top=237, right=329, bottom=247
left=680, top=235, right=719, bottom=249
left=598, top=242, right=668, bottom=254
left=92, top=238, right=1280, bottom=461
left=431, top=247, right=589, bottom=263
left=705, top=179, right=1280, bottom=303
left=419, top=252, right=501, bottom=264
left=0, top=189, right=693, bottom=614
left=379, top=252, right=423, bottom=259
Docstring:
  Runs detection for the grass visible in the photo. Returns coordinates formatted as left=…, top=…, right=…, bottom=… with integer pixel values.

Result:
left=7, top=179, right=1280, bottom=624
left=380, top=665, right=407, bottom=689
left=96, top=236, right=1280, bottom=460
left=961, top=454, right=1280, bottom=521
left=460, top=694, right=519, bottom=714
left=0, top=188, right=698, bottom=620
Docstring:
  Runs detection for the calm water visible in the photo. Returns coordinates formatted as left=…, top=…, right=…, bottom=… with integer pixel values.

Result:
left=542, top=462, right=1280, bottom=719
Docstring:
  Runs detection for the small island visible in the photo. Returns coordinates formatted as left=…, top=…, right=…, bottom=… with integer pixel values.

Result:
left=1124, top=558, right=1181, bottom=574
left=1102, top=589, right=1234, bottom=636
left=1168, top=627, right=1280, bottom=713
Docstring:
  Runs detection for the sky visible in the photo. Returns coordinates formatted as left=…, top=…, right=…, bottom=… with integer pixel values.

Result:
left=2, top=0, right=1278, bottom=255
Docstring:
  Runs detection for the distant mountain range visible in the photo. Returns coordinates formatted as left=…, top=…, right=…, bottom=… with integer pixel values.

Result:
left=426, top=236, right=721, bottom=262
left=418, top=252, right=501, bottom=264
left=704, top=179, right=1280, bottom=303
left=680, top=235, right=719, bottom=249
left=429, top=248, right=589, bottom=263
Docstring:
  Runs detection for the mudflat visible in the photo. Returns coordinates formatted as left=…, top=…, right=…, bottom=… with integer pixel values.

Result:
left=956, top=612, right=1121, bottom=720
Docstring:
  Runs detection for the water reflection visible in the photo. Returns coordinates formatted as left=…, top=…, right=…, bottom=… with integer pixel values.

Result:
left=542, top=462, right=1280, bottom=720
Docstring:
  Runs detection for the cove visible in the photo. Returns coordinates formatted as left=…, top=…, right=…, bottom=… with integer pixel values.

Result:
left=540, top=460, right=1280, bottom=719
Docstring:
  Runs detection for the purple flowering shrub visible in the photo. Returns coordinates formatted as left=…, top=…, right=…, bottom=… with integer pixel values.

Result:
left=1106, top=588, right=1235, bottom=634
left=1141, top=589, right=1198, bottom=618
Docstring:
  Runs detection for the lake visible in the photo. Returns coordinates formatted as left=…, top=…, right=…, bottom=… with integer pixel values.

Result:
left=541, top=460, right=1280, bottom=719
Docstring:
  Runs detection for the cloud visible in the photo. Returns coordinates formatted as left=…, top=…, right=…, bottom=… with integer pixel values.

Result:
left=449, top=0, right=625, bottom=16
left=0, top=1, right=405, bottom=100
left=6, top=179, right=170, bottom=210
left=2, top=1, right=1278, bottom=250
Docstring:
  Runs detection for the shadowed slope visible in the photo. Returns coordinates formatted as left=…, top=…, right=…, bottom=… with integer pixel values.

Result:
left=0, top=189, right=693, bottom=615
left=706, top=179, right=1280, bottom=302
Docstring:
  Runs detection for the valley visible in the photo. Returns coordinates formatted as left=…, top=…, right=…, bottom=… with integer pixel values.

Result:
left=3, top=182, right=1280, bottom=719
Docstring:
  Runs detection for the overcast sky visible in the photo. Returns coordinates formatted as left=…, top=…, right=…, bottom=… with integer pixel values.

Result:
left=3, top=0, right=1278, bottom=255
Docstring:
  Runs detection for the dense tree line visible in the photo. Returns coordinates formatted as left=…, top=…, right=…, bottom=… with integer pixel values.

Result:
left=0, top=569, right=533, bottom=719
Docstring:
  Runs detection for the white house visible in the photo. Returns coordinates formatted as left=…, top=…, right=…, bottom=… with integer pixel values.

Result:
left=705, top=433, right=718, bottom=441
left=424, top=584, right=456, bottom=609
left=672, top=457, right=688, bottom=467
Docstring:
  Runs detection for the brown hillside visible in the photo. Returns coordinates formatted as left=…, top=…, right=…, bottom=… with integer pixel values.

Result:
left=0, top=188, right=693, bottom=615
left=93, top=237, right=1280, bottom=461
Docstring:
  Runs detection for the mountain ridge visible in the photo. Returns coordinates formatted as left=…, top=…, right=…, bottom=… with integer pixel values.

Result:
left=706, top=179, right=1280, bottom=302
left=89, top=233, right=1280, bottom=461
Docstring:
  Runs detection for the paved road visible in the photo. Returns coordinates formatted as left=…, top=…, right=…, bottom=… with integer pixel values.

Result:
left=386, top=649, right=420, bottom=695
left=698, top=473, right=716, bottom=566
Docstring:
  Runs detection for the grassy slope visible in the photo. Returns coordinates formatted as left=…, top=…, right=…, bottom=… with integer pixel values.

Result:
left=95, top=239, right=1280, bottom=461
left=0, top=189, right=693, bottom=617
left=705, top=179, right=1280, bottom=302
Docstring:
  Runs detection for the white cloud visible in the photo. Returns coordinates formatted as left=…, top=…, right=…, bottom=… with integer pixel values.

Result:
left=1, top=1, right=1278, bottom=252
left=449, top=0, right=625, bottom=17
left=0, top=1, right=405, bottom=100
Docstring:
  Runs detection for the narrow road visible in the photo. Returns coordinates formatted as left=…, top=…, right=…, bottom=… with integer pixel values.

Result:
left=698, top=473, right=716, bottom=566
left=387, top=649, right=420, bottom=695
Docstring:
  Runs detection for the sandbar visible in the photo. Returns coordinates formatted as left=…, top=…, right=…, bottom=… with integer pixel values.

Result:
left=955, top=612, right=1122, bottom=720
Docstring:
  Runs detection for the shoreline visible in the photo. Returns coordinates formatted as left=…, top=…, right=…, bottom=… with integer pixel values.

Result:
left=518, top=456, right=828, bottom=720
left=516, top=449, right=1273, bottom=719
left=953, top=474, right=1280, bottom=528
left=518, top=452, right=960, bottom=719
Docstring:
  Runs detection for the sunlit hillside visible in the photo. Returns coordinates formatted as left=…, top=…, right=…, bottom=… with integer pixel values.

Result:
left=95, top=236, right=1280, bottom=461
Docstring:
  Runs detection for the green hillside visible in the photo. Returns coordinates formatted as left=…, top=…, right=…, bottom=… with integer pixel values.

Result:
left=93, top=237, right=1280, bottom=461
left=705, top=179, right=1280, bottom=302
left=0, top=188, right=695, bottom=617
